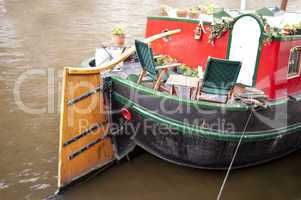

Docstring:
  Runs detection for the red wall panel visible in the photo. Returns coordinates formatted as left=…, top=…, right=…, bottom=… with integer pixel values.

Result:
left=145, top=18, right=229, bottom=70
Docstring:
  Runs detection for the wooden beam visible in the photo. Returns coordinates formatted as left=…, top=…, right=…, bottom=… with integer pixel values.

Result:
left=280, top=0, right=288, bottom=11
left=67, top=29, right=181, bottom=75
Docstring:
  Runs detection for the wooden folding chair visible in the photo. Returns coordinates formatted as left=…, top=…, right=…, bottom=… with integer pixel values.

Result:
left=135, top=40, right=181, bottom=91
left=196, top=57, right=242, bottom=103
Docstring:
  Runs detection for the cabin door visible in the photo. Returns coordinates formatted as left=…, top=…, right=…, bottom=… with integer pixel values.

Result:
left=228, top=15, right=262, bottom=86
left=58, top=69, right=116, bottom=189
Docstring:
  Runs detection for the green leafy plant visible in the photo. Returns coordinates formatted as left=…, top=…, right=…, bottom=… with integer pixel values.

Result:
left=208, top=18, right=233, bottom=45
left=188, top=7, right=200, bottom=19
left=112, top=26, right=125, bottom=36
left=178, top=64, right=197, bottom=77
left=206, top=3, right=217, bottom=15
left=198, top=3, right=218, bottom=15
left=282, top=22, right=301, bottom=35
left=264, top=26, right=281, bottom=45
left=260, top=16, right=281, bottom=45
left=155, top=55, right=177, bottom=65
left=154, top=56, right=197, bottom=77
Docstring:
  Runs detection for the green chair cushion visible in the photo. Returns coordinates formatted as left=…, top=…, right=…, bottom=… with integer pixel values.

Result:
left=201, top=87, right=229, bottom=95
left=135, top=40, right=157, bottom=78
left=202, top=57, right=241, bottom=95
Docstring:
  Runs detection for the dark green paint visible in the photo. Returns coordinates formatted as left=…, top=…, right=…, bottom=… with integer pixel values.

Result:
left=112, top=92, right=301, bottom=142
left=147, top=16, right=211, bottom=25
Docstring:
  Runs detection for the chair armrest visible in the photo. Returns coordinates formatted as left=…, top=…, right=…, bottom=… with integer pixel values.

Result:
left=154, top=54, right=164, bottom=59
left=155, top=63, right=181, bottom=70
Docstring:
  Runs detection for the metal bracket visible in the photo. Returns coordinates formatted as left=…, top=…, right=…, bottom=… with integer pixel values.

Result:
left=68, top=133, right=109, bottom=160
left=67, top=85, right=103, bottom=106
left=63, top=122, right=106, bottom=147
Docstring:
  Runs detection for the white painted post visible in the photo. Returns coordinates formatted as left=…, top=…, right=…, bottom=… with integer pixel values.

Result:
left=240, top=0, right=247, bottom=10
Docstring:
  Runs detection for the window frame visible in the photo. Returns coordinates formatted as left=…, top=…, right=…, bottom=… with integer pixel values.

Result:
left=288, top=46, right=301, bottom=79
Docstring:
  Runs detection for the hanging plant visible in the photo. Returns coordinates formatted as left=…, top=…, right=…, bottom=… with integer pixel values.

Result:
left=263, top=27, right=281, bottom=45
left=208, top=18, right=233, bottom=45
left=260, top=16, right=281, bottom=45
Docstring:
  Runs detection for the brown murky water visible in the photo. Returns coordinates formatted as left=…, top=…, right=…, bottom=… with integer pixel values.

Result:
left=0, top=0, right=301, bottom=199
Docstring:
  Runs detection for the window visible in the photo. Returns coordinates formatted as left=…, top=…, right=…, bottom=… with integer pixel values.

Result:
left=288, top=46, right=301, bottom=77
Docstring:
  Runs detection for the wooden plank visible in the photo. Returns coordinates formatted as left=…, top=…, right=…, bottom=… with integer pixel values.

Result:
left=280, top=0, right=288, bottom=11
left=58, top=69, right=114, bottom=188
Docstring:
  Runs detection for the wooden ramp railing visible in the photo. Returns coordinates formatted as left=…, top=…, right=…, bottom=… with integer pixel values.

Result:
left=57, top=29, right=181, bottom=190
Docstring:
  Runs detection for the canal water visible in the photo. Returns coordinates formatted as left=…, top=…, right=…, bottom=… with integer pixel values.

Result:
left=0, top=0, right=301, bottom=199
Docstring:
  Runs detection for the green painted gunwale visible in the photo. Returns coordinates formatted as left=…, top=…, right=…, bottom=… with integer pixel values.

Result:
left=111, top=76, right=289, bottom=111
left=112, top=91, right=301, bottom=142
left=147, top=16, right=211, bottom=25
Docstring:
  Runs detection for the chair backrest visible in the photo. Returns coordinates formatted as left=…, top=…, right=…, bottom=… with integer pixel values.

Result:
left=135, top=40, right=157, bottom=79
left=202, top=57, right=241, bottom=95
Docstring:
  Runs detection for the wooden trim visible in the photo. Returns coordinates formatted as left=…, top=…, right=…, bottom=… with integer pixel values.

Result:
left=57, top=68, right=67, bottom=188
left=280, top=0, right=288, bottom=11
left=67, top=29, right=181, bottom=75
left=155, top=63, right=181, bottom=69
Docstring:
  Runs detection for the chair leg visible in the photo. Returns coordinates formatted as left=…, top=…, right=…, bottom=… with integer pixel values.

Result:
left=154, top=69, right=167, bottom=90
left=226, top=86, right=235, bottom=103
left=170, top=85, right=177, bottom=95
left=189, top=87, right=193, bottom=99
left=137, top=69, right=146, bottom=84
left=194, top=81, right=201, bottom=100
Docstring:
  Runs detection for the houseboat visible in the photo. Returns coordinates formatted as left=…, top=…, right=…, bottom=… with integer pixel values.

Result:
left=57, top=4, right=301, bottom=190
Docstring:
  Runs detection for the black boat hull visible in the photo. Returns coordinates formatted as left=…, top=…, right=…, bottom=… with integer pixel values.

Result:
left=109, top=76, right=301, bottom=169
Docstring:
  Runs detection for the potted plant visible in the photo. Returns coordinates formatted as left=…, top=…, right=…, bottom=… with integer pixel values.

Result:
left=176, top=8, right=188, bottom=18
left=155, top=55, right=177, bottom=66
left=208, top=18, right=233, bottom=45
left=198, top=5, right=208, bottom=14
left=282, top=24, right=297, bottom=35
left=188, top=8, right=200, bottom=19
left=160, top=5, right=169, bottom=16
left=178, top=64, right=197, bottom=77
left=295, top=22, right=301, bottom=35
left=112, top=26, right=125, bottom=46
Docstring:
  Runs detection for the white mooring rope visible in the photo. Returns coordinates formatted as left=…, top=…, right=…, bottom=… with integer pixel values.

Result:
left=216, top=109, right=254, bottom=200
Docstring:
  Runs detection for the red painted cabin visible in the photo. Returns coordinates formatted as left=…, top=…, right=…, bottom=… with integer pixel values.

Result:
left=145, top=15, right=301, bottom=100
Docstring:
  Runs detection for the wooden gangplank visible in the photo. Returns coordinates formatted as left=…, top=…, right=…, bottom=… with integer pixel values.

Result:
left=57, top=29, right=181, bottom=190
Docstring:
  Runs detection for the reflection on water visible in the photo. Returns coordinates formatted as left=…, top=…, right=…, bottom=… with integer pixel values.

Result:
left=0, top=0, right=300, bottom=199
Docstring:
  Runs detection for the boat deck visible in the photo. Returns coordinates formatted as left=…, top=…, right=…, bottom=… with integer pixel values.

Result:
left=103, top=61, right=141, bottom=79
left=105, top=61, right=251, bottom=105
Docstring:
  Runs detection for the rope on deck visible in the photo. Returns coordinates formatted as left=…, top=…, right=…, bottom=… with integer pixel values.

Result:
left=216, top=108, right=254, bottom=200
